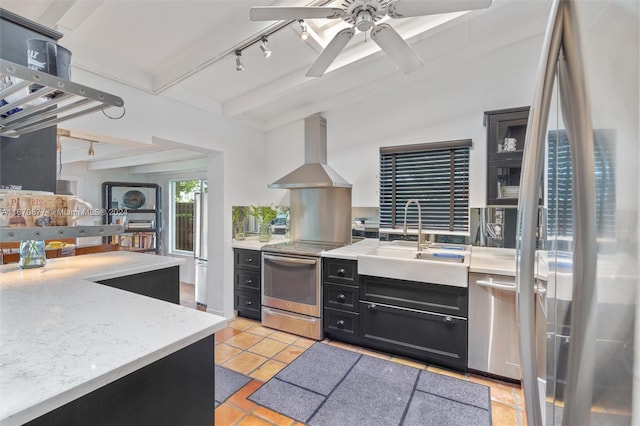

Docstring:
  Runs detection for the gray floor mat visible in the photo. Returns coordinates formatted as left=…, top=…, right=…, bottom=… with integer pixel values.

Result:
left=214, top=366, right=251, bottom=406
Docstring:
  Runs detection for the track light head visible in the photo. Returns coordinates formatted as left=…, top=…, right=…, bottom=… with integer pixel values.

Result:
left=260, top=36, right=272, bottom=58
left=299, top=20, right=309, bottom=41
left=235, top=50, right=244, bottom=71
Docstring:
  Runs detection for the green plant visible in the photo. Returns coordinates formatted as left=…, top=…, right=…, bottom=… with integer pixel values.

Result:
left=232, top=205, right=248, bottom=227
left=248, top=205, right=278, bottom=225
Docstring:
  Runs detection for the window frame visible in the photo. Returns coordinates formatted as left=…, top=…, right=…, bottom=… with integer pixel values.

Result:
left=169, top=179, right=207, bottom=256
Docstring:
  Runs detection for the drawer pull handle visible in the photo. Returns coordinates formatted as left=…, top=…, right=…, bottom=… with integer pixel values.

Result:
left=245, top=279, right=253, bottom=285
left=247, top=258, right=253, bottom=263
left=367, top=304, right=377, bottom=312
left=336, top=294, right=346, bottom=303
left=443, top=316, right=453, bottom=324
left=336, top=319, right=345, bottom=329
left=245, top=300, right=253, bottom=306
left=336, top=268, right=346, bottom=277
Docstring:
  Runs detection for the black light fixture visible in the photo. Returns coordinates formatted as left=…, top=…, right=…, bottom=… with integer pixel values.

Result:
left=235, top=50, right=244, bottom=71
left=259, top=36, right=272, bottom=58
left=299, top=20, right=309, bottom=41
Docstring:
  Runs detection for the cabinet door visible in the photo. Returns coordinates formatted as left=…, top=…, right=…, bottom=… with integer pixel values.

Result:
left=360, top=275, right=468, bottom=317
left=324, top=307, right=360, bottom=344
left=234, top=249, right=260, bottom=271
left=234, top=290, right=261, bottom=320
left=360, top=301, right=467, bottom=372
left=235, top=269, right=260, bottom=292
left=324, top=282, right=358, bottom=313
left=322, top=258, right=357, bottom=285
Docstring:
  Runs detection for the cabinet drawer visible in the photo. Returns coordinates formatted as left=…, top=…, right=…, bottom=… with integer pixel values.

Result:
left=235, top=269, right=260, bottom=292
left=360, top=275, right=468, bottom=318
left=324, top=307, right=359, bottom=344
left=323, top=258, right=357, bottom=285
left=234, top=249, right=260, bottom=270
left=360, top=301, right=467, bottom=372
left=323, top=282, right=358, bottom=313
left=235, top=290, right=261, bottom=320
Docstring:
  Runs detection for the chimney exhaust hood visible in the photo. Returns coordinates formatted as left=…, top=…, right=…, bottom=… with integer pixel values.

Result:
left=268, top=114, right=352, bottom=189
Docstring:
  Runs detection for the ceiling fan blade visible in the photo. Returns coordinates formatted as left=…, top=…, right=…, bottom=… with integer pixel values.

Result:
left=306, top=28, right=355, bottom=77
left=386, top=0, right=492, bottom=18
left=249, top=6, right=344, bottom=21
left=370, top=23, right=423, bottom=74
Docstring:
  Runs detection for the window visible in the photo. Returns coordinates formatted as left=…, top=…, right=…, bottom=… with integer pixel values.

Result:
left=547, top=129, right=615, bottom=243
left=379, top=140, right=471, bottom=233
left=170, top=179, right=207, bottom=254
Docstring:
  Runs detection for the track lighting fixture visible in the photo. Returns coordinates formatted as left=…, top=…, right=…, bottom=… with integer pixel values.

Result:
left=299, top=20, right=309, bottom=41
left=259, top=36, right=272, bottom=59
left=235, top=50, right=244, bottom=71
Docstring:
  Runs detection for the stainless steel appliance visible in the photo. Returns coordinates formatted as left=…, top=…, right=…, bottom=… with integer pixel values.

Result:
left=262, top=114, right=353, bottom=340
left=517, top=1, right=638, bottom=424
left=262, top=241, right=343, bottom=340
left=468, top=272, right=521, bottom=381
left=194, top=192, right=208, bottom=307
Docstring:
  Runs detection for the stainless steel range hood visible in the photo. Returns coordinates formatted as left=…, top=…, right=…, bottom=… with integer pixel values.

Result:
left=268, top=114, right=352, bottom=189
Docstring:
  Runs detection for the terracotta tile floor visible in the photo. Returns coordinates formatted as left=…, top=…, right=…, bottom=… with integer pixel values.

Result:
left=179, top=284, right=526, bottom=425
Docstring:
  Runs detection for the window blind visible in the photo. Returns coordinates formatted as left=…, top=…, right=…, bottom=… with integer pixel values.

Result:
left=547, top=129, right=616, bottom=239
left=379, top=140, right=471, bottom=232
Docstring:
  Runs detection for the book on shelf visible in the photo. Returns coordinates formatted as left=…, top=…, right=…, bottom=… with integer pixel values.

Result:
left=113, top=232, right=156, bottom=250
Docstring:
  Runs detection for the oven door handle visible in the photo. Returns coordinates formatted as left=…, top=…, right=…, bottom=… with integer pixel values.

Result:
left=263, top=307, right=320, bottom=323
left=263, top=254, right=317, bottom=266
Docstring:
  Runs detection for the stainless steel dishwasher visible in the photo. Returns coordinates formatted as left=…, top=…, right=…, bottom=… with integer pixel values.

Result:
left=468, top=272, right=521, bottom=381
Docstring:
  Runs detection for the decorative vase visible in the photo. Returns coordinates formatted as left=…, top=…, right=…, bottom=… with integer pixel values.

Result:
left=19, top=240, right=46, bottom=269
left=234, top=224, right=246, bottom=240
left=258, top=223, right=272, bottom=242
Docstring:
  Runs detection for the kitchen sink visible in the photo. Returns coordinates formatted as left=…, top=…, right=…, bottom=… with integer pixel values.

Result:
left=358, top=243, right=470, bottom=287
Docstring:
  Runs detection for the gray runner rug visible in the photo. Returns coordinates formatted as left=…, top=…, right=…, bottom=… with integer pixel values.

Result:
left=215, top=366, right=251, bottom=408
left=248, top=343, right=492, bottom=425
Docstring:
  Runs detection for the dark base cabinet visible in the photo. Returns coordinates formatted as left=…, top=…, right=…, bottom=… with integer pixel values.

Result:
left=359, top=301, right=467, bottom=372
left=322, top=258, right=361, bottom=345
left=97, top=266, right=180, bottom=304
left=26, top=334, right=215, bottom=426
left=359, top=274, right=468, bottom=373
left=234, top=248, right=262, bottom=320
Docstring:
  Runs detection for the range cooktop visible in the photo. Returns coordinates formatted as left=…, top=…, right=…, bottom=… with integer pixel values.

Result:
left=261, top=240, right=345, bottom=257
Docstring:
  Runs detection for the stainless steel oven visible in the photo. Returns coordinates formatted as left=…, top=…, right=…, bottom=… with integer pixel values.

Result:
left=262, top=251, right=322, bottom=340
left=261, top=241, right=343, bottom=340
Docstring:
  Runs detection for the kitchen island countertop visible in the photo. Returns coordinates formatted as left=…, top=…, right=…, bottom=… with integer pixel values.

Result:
left=0, top=251, right=226, bottom=425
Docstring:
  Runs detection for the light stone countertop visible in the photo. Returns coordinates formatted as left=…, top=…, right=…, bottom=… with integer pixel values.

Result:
left=469, top=247, right=518, bottom=276
left=231, top=235, right=288, bottom=250
left=0, top=251, right=227, bottom=426
left=320, top=238, right=380, bottom=260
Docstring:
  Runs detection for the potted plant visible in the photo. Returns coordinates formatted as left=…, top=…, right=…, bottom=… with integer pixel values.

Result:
left=249, top=205, right=278, bottom=242
left=232, top=206, right=248, bottom=240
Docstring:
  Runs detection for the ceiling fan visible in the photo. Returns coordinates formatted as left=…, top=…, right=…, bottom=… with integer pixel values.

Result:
left=250, top=0, right=493, bottom=77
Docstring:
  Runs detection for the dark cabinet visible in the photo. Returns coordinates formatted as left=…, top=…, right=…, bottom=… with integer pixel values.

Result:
left=102, top=182, right=162, bottom=254
left=96, top=266, right=180, bottom=304
left=484, top=106, right=542, bottom=206
left=322, top=258, right=360, bottom=344
left=234, top=248, right=261, bottom=320
left=359, top=274, right=468, bottom=372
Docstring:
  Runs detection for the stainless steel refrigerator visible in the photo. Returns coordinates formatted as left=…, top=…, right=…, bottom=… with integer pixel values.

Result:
left=194, top=192, right=208, bottom=307
left=517, top=1, right=638, bottom=425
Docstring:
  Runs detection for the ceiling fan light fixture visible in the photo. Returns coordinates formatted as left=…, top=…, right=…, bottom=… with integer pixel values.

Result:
left=235, top=50, right=245, bottom=71
left=260, top=36, right=272, bottom=58
left=298, top=20, right=309, bottom=41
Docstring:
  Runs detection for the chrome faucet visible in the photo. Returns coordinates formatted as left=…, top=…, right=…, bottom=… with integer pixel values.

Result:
left=403, top=199, right=423, bottom=251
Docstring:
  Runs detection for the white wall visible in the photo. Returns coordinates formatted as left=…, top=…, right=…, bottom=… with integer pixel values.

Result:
left=63, top=70, right=268, bottom=319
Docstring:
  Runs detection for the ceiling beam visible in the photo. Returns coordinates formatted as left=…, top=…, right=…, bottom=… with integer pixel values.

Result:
left=128, top=158, right=208, bottom=174
left=60, top=142, right=158, bottom=164
left=87, top=149, right=206, bottom=170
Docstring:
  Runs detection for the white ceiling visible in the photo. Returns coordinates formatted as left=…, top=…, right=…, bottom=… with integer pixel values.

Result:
left=0, top=0, right=548, bottom=172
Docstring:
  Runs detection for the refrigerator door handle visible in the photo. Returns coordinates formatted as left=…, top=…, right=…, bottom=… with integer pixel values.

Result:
left=516, top=1, right=563, bottom=425
left=556, top=1, right=598, bottom=424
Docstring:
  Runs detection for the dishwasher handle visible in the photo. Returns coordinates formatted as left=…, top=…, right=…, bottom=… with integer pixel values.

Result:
left=263, top=254, right=317, bottom=266
left=476, top=279, right=516, bottom=292
left=476, top=278, right=546, bottom=294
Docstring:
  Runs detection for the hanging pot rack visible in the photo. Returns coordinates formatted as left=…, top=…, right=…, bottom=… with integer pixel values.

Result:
left=0, top=58, right=124, bottom=138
